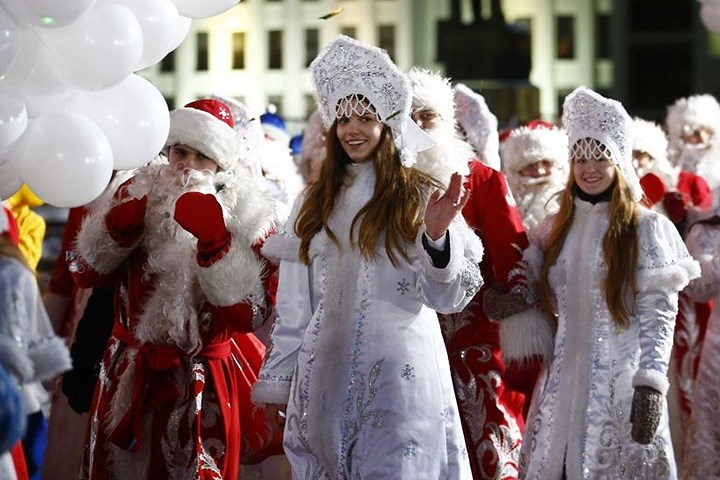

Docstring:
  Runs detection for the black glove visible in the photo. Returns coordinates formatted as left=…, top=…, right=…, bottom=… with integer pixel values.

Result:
left=62, top=285, right=115, bottom=414
left=630, top=385, right=663, bottom=444
left=482, top=283, right=530, bottom=320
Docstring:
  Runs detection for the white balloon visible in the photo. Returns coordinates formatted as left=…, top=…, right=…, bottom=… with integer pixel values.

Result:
left=102, top=0, right=181, bottom=71
left=0, top=95, right=27, bottom=151
left=23, top=88, right=76, bottom=118
left=66, top=74, right=170, bottom=169
left=0, top=153, right=23, bottom=199
left=20, top=112, right=113, bottom=207
left=171, top=0, right=237, bottom=19
left=2, top=0, right=96, bottom=29
left=0, top=8, right=22, bottom=78
left=0, top=27, right=68, bottom=97
left=701, top=5, right=720, bottom=33
left=169, top=15, right=192, bottom=53
left=37, top=4, right=143, bottom=91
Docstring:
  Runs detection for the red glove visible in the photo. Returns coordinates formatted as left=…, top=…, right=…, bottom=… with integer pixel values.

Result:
left=173, top=192, right=231, bottom=265
left=639, top=173, right=666, bottom=207
left=662, top=191, right=688, bottom=224
left=105, top=196, right=147, bottom=247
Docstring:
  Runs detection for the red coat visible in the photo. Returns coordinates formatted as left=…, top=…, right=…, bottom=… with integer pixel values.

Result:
left=439, top=160, right=532, bottom=480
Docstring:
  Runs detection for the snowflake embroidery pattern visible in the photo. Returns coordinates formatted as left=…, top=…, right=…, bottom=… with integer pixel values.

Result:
left=403, top=441, right=417, bottom=460
left=397, top=278, right=410, bottom=295
left=401, top=364, right=415, bottom=380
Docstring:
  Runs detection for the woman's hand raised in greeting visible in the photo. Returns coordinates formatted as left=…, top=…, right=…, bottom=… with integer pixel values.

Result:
left=424, top=172, right=469, bottom=240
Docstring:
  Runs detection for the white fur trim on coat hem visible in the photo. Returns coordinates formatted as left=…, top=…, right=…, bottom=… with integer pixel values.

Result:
left=632, top=368, right=670, bottom=395
left=499, top=307, right=555, bottom=365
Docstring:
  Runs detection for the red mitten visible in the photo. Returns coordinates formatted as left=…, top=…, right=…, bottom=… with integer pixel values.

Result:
left=105, top=196, right=147, bottom=247
left=639, top=173, right=666, bottom=207
left=662, top=191, right=688, bottom=224
left=173, top=192, right=231, bottom=264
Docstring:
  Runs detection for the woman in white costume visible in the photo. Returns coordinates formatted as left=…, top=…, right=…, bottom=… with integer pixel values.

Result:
left=498, top=87, right=699, bottom=479
left=251, top=35, right=482, bottom=479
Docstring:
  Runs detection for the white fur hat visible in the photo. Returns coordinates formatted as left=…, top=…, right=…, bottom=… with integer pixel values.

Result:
left=407, top=67, right=456, bottom=125
left=562, top=86, right=642, bottom=201
left=500, top=120, right=568, bottom=173
left=310, top=35, right=434, bottom=167
left=631, top=117, right=668, bottom=162
left=453, top=83, right=501, bottom=170
left=666, top=94, right=720, bottom=139
left=209, top=94, right=263, bottom=178
left=165, top=98, right=243, bottom=171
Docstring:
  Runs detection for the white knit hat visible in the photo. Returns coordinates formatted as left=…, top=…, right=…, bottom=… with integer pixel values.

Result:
left=562, top=86, right=642, bottom=201
left=453, top=83, right=501, bottom=170
left=500, top=120, right=568, bottom=173
left=310, top=35, right=434, bottom=167
left=165, top=98, right=243, bottom=171
left=666, top=94, right=720, bottom=139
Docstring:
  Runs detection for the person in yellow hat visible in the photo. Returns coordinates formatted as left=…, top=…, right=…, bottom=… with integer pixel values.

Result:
left=4, top=184, right=46, bottom=272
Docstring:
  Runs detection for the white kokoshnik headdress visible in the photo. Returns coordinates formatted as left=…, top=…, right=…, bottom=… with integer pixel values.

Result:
left=562, top=86, right=643, bottom=201
left=309, top=34, right=434, bottom=167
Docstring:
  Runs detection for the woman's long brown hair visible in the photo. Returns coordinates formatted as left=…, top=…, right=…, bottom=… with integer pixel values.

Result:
left=537, top=164, right=639, bottom=329
left=295, top=122, right=441, bottom=266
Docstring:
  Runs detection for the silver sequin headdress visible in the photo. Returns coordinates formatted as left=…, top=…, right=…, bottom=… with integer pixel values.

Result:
left=562, top=86, right=642, bottom=201
left=309, top=35, right=434, bottom=167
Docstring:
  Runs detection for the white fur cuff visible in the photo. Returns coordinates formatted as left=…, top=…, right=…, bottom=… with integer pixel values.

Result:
left=499, top=307, right=555, bottom=364
left=251, top=379, right=292, bottom=406
left=27, top=336, right=72, bottom=382
left=416, top=224, right=471, bottom=284
left=75, top=205, right=137, bottom=275
left=632, top=368, right=670, bottom=395
left=261, top=230, right=301, bottom=264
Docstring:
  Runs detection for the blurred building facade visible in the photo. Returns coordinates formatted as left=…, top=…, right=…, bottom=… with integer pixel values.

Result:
left=138, top=0, right=720, bottom=132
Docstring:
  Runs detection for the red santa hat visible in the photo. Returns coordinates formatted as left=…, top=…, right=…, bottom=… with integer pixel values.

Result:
left=164, top=98, right=242, bottom=171
left=500, top=120, right=568, bottom=172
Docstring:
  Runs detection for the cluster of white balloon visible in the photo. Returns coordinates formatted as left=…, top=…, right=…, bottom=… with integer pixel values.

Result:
left=0, top=0, right=238, bottom=207
left=701, top=0, right=720, bottom=34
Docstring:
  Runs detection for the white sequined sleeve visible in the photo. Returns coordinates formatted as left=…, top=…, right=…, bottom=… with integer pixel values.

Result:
left=632, top=211, right=700, bottom=394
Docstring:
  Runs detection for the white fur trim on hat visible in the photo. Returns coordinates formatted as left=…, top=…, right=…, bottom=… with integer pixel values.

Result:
left=454, top=83, right=501, bottom=170
left=165, top=107, right=242, bottom=171
left=408, top=67, right=456, bottom=126
left=666, top=94, right=720, bottom=139
left=500, top=124, right=568, bottom=172
left=632, top=117, right=668, bottom=163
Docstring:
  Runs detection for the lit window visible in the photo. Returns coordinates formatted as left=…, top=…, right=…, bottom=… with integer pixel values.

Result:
left=196, top=32, right=209, bottom=71
left=268, top=30, right=283, bottom=69
left=232, top=32, right=246, bottom=70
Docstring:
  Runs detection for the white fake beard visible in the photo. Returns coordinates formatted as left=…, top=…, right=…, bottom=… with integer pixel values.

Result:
left=129, top=165, right=217, bottom=350
left=413, top=122, right=473, bottom=186
left=675, top=142, right=720, bottom=189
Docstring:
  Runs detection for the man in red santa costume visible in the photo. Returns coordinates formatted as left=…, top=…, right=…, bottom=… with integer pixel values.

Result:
left=633, top=114, right=714, bottom=471
left=499, top=120, right=569, bottom=237
left=69, top=98, right=278, bottom=480
left=407, top=67, right=534, bottom=480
